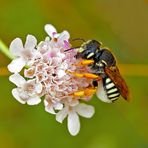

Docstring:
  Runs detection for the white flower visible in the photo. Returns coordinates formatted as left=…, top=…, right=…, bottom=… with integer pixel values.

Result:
left=44, top=95, right=63, bottom=114
left=44, top=24, right=70, bottom=47
left=8, top=35, right=37, bottom=73
left=56, top=103, right=95, bottom=136
left=9, top=73, right=42, bottom=105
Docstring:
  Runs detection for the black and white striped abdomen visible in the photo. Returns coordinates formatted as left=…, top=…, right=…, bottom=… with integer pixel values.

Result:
left=103, top=77, right=120, bottom=102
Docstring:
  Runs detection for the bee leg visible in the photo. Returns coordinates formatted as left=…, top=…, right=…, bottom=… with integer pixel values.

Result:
left=66, top=71, right=84, bottom=78
left=84, top=88, right=97, bottom=96
left=83, top=73, right=101, bottom=79
left=70, top=87, right=96, bottom=97
left=74, top=59, right=94, bottom=66
left=66, top=71, right=100, bottom=79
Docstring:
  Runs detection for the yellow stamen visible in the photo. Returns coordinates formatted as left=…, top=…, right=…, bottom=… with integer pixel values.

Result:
left=65, top=71, right=84, bottom=78
left=70, top=88, right=96, bottom=97
left=73, top=91, right=85, bottom=97
left=83, top=73, right=99, bottom=79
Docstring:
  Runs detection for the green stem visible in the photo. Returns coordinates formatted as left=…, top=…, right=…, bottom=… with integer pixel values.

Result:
left=0, top=39, right=14, bottom=60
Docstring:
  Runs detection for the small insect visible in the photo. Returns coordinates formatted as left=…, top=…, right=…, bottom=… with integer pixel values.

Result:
left=66, top=39, right=129, bottom=103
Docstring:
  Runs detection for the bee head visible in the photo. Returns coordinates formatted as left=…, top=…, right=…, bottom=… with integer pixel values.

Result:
left=76, top=40, right=102, bottom=59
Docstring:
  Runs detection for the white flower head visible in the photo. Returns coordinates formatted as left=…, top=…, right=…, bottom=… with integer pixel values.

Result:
left=8, top=24, right=96, bottom=136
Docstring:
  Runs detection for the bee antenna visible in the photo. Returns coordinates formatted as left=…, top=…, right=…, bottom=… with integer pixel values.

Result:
left=64, top=38, right=85, bottom=52
left=64, top=46, right=80, bottom=52
left=70, top=38, right=85, bottom=42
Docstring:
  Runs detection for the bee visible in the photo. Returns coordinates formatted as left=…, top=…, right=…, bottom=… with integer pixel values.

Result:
left=67, top=39, right=129, bottom=103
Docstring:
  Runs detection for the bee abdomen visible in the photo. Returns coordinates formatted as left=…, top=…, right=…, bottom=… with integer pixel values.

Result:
left=104, top=77, right=120, bottom=102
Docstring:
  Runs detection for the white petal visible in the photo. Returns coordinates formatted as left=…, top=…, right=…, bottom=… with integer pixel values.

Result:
left=58, top=30, right=70, bottom=41
left=57, top=70, right=66, bottom=78
left=45, top=37, right=50, bottom=41
left=70, top=99, right=79, bottom=107
left=54, top=103, right=63, bottom=110
left=54, top=33, right=60, bottom=38
left=68, top=110, right=80, bottom=136
left=44, top=24, right=57, bottom=37
left=7, top=57, right=26, bottom=73
left=56, top=107, right=68, bottom=123
left=12, top=88, right=26, bottom=104
left=44, top=99, right=48, bottom=106
left=57, top=52, right=65, bottom=58
left=60, top=62, right=68, bottom=69
left=9, top=73, right=26, bottom=87
left=27, top=96, right=41, bottom=105
left=25, top=35, right=37, bottom=50
left=9, top=38, right=23, bottom=56
left=35, top=83, right=43, bottom=94
left=44, top=99, right=56, bottom=114
left=45, top=106, right=56, bottom=114
left=75, top=103, right=95, bottom=118
left=96, top=80, right=112, bottom=103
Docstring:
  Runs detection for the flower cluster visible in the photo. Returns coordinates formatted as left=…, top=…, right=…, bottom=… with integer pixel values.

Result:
left=8, top=24, right=95, bottom=136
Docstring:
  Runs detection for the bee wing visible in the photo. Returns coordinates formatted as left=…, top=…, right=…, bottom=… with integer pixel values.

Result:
left=105, top=66, right=129, bottom=101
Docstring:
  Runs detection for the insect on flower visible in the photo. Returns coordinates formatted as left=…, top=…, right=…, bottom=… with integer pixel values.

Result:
left=7, top=24, right=129, bottom=136
left=65, top=39, right=129, bottom=103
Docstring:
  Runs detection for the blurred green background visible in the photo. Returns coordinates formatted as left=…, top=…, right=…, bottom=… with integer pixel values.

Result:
left=0, top=0, right=148, bottom=148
